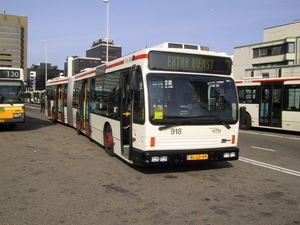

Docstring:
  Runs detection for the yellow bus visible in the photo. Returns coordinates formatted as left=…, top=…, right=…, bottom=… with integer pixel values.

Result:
left=46, top=42, right=243, bottom=166
left=0, top=67, right=26, bottom=128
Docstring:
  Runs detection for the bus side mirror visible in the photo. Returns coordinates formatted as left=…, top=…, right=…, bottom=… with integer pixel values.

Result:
left=239, top=106, right=246, bottom=126
left=129, top=65, right=140, bottom=91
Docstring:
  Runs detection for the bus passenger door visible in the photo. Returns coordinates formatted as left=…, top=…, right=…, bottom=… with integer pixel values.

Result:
left=57, top=85, right=65, bottom=122
left=76, top=80, right=91, bottom=136
left=51, top=86, right=58, bottom=122
left=260, top=83, right=282, bottom=128
left=121, top=75, right=131, bottom=157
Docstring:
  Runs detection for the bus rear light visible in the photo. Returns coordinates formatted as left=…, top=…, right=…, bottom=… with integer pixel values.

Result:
left=150, top=137, right=155, bottom=147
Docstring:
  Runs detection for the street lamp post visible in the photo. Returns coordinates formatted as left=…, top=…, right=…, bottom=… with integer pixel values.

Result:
left=44, top=40, right=48, bottom=88
left=103, top=0, right=109, bottom=63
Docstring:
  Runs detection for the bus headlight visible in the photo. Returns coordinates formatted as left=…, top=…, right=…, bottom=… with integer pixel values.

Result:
left=151, top=156, right=160, bottom=162
left=223, top=153, right=229, bottom=158
left=230, top=152, right=236, bottom=158
left=160, top=156, right=168, bottom=162
left=151, top=156, right=168, bottom=163
left=13, top=113, right=23, bottom=118
left=223, top=152, right=236, bottom=158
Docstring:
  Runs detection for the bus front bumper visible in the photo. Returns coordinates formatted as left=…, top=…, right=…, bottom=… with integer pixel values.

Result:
left=131, top=147, right=239, bottom=166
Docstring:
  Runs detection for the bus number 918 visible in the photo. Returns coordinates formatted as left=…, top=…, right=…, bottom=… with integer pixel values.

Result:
left=171, top=128, right=182, bottom=135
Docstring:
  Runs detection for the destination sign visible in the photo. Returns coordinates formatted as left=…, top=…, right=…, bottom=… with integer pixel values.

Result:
left=148, top=51, right=232, bottom=75
left=0, top=69, right=21, bottom=79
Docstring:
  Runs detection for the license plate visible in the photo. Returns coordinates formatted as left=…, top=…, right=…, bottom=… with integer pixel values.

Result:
left=187, top=154, right=208, bottom=161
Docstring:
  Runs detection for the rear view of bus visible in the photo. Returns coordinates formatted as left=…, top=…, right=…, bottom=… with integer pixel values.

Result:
left=0, top=67, right=26, bottom=128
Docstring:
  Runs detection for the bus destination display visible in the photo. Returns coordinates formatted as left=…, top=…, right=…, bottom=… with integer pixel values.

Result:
left=148, top=51, right=232, bottom=75
left=0, top=69, right=21, bottom=79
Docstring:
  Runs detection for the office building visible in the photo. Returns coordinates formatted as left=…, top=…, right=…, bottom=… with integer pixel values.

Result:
left=234, top=19, right=300, bottom=79
left=64, top=56, right=102, bottom=77
left=64, top=38, right=122, bottom=76
left=86, top=38, right=121, bottom=63
left=0, top=12, right=28, bottom=79
left=28, top=63, right=63, bottom=90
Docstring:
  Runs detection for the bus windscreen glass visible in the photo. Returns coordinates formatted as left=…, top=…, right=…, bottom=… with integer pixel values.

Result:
left=148, top=51, right=232, bottom=75
left=147, top=74, right=238, bottom=125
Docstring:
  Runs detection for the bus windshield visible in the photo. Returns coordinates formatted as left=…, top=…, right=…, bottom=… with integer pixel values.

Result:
left=0, top=81, right=25, bottom=104
left=148, top=74, right=238, bottom=126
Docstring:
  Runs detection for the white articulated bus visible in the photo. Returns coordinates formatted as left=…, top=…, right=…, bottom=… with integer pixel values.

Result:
left=46, top=42, right=242, bottom=166
left=237, top=77, right=300, bottom=132
left=0, top=67, right=26, bottom=128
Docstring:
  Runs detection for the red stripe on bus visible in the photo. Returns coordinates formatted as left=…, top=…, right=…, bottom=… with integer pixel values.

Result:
left=48, top=78, right=69, bottom=84
left=252, top=77, right=300, bottom=83
left=75, top=69, right=96, bottom=79
left=106, top=60, right=124, bottom=70
left=236, top=77, right=300, bottom=84
left=106, top=53, right=148, bottom=70
left=134, top=53, right=148, bottom=60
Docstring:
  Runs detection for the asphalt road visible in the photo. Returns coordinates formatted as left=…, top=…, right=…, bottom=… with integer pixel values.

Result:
left=1, top=104, right=300, bottom=225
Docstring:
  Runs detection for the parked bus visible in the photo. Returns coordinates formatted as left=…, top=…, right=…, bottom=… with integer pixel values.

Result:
left=32, top=90, right=45, bottom=104
left=24, top=91, right=33, bottom=103
left=24, top=90, right=45, bottom=104
left=46, top=42, right=243, bottom=166
left=0, top=67, right=26, bottom=127
left=237, top=77, right=300, bottom=132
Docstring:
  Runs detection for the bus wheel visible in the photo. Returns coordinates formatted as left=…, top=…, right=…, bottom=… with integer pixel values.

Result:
left=104, top=125, right=114, bottom=156
left=240, top=113, right=251, bottom=130
left=76, top=126, right=81, bottom=135
left=52, top=110, right=57, bottom=123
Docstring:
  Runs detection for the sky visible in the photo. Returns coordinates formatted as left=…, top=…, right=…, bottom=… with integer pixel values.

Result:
left=2, top=0, right=300, bottom=70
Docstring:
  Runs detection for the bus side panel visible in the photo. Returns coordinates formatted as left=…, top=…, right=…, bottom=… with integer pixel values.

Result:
left=72, top=108, right=77, bottom=128
left=89, top=114, right=123, bottom=156
left=239, top=103, right=260, bottom=127
left=282, top=111, right=300, bottom=132
left=67, top=77, right=74, bottom=127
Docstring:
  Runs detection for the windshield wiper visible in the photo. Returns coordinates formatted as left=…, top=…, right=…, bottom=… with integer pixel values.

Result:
left=0, top=93, right=13, bottom=106
left=158, top=121, right=185, bottom=131
left=192, top=115, right=231, bottom=129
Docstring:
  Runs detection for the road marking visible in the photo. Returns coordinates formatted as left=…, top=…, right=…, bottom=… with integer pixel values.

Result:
left=26, top=105, right=39, bottom=110
left=251, top=146, right=275, bottom=152
left=239, top=130, right=300, bottom=141
left=239, top=157, right=300, bottom=177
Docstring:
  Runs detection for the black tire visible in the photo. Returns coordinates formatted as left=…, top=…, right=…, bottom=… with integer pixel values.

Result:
left=76, top=126, right=81, bottom=135
left=52, top=108, right=57, bottom=123
left=240, top=112, right=251, bottom=130
left=104, top=125, right=114, bottom=156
